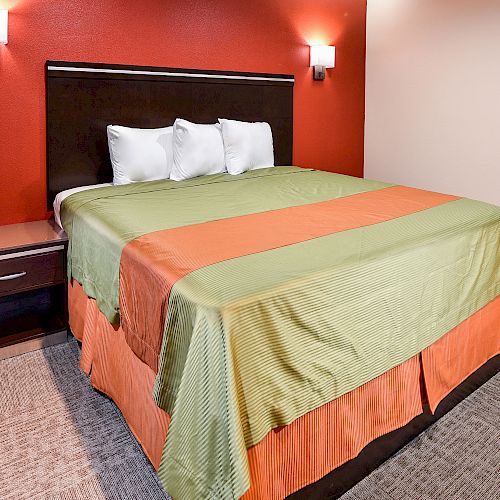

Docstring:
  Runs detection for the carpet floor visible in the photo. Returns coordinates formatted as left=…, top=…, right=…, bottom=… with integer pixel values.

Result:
left=0, top=340, right=498, bottom=500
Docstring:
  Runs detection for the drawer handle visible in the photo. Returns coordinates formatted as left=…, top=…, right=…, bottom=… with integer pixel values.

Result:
left=0, top=272, right=27, bottom=281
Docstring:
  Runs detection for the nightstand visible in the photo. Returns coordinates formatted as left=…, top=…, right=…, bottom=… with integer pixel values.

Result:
left=0, top=219, right=68, bottom=360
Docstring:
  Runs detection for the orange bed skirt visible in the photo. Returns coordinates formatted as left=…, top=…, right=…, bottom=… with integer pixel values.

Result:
left=68, top=281, right=499, bottom=499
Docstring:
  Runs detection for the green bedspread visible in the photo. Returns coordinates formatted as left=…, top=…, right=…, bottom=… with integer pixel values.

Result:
left=61, top=167, right=500, bottom=499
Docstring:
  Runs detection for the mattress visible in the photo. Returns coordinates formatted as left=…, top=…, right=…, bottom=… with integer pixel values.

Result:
left=60, top=166, right=500, bottom=498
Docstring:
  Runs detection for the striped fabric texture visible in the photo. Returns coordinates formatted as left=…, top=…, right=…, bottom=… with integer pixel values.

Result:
left=69, top=280, right=500, bottom=500
left=119, top=185, right=459, bottom=371
left=61, top=167, right=389, bottom=323
left=421, top=295, right=500, bottom=412
left=61, top=167, right=500, bottom=499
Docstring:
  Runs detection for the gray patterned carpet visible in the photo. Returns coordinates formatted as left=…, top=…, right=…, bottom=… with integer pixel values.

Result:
left=0, top=340, right=498, bottom=499
left=0, top=340, right=169, bottom=500
left=340, top=371, right=500, bottom=500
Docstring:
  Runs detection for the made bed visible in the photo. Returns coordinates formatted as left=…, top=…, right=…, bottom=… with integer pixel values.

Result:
left=47, top=61, right=500, bottom=499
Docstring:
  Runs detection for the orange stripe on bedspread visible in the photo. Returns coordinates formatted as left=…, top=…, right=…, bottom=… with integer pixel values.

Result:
left=69, top=281, right=499, bottom=499
left=119, top=185, right=459, bottom=371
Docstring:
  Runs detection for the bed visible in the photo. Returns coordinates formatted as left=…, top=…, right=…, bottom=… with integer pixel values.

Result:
left=46, top=61, right=500, bottom=499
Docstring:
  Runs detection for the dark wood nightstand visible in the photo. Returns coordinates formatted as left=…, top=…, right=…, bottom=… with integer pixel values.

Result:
left=0, top=219, right=68, bottom=360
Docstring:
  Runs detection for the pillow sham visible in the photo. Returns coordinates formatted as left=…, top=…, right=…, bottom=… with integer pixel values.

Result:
left=170, top=119, right=226, bottom=181
left=218, top=119, right=274, bottom=175
left=107, top=125, right=173, bottom=185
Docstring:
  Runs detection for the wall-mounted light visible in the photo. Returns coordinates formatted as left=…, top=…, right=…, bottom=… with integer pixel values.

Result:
left=310, top=45, right=335, bottom=81
left=0, top=10, right=8, bottom=45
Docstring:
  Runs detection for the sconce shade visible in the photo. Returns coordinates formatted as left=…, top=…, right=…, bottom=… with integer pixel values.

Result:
left=0, top=10, right=7, bottom=45
left=310, top=45, right=335, bottom=69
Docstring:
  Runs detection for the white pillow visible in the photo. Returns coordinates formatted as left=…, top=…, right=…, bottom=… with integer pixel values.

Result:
left=170, top=119, right=226, bottom=181
left=218, top=119, right=274, bottom=175
left=107, top=125, right=173, bottom=185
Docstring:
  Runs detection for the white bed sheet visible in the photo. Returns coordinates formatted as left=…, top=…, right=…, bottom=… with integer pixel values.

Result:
left=53, top=183, right=113, bottom=228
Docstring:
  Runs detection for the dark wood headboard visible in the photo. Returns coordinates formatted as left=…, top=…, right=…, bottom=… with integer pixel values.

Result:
left=46, top=61, right=294, bottom=207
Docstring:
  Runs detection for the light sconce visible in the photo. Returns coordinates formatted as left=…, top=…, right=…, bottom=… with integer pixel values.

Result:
left=0, top=10, right=8, bottom=45
left=310, top=45, right=335, bottom=80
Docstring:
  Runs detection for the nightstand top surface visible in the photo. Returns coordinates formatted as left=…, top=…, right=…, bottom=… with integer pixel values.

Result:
left=0, top=219, right=67, bottom=254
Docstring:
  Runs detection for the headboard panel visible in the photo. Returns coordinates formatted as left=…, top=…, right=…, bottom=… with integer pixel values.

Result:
left=46, top=61, right=294, bottom=207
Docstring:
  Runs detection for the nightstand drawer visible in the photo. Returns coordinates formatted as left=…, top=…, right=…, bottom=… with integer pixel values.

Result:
left=0, top=249, right=65, bottom=296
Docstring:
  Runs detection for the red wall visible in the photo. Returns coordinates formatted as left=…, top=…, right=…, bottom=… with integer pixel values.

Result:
left=0, top=0, right=367, bottom=225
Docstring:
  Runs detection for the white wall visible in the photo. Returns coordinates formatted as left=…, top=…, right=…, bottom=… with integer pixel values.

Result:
left=364, top=0, right=500, bottom=206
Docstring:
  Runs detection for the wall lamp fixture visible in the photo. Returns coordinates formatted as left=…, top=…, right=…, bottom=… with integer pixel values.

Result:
left=0, top=10, right=8, bottom=45
left=310, top=45, right=335, bottom=80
